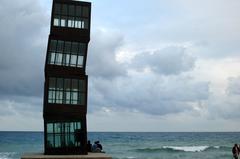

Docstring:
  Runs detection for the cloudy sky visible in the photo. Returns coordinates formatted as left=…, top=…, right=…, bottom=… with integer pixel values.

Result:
left=0, top=0, right=240, bottom=132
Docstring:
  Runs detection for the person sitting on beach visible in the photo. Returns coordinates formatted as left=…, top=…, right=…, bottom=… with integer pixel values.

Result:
left=232, top=144, right=239, bottom=159
left=87, top=140, right=92, bottom=152
left=92, top=141, right=103, bottom=152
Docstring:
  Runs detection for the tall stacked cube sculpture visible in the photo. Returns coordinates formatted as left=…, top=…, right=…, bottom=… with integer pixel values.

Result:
left=43, top=0, right=91, bottom=155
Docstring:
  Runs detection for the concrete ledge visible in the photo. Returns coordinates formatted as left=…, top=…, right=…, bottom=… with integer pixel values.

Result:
left=21, top=153, right=112, bottom=159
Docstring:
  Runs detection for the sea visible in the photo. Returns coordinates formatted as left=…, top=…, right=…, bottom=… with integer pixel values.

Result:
left=0, top=132, right=239, bottom=159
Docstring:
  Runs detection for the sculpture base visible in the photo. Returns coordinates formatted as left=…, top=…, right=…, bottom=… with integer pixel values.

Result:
left=21, top=153, right=112, bottom=159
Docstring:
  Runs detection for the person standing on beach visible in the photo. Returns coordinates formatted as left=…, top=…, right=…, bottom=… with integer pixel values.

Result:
left=232, top=144, right=239, bottom=159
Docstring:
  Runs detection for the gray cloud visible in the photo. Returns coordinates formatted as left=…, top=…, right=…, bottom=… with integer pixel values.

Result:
left=88, top=73, right=209, bottom=116
left=87, top=29, right=127, bottom=78
left=0, top=0, right=49, bottom=97
left=226, top=76, right=240, bottom=95
left=131, top=47, right=195, bottom=75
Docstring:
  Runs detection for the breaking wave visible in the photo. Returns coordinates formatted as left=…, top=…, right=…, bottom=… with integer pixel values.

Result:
left=134, top=145, right=224, bottom=153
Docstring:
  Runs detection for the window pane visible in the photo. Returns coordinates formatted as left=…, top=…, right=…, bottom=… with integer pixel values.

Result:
left=49, top=78, right=56, bottom=89
left=55, top=134, right=61, bottom=148
left=78, top=80, right=84, bottom=91
left=78, top=93, right=84, bottom=105
left=64, top=41, right=71, bottom=53
left=49, top=40, right=57, bottom=52
left=54, top=17, right=60, bottom=26
left=71, top=42, right=78, bottom=54
left=72, top=79, right=78, bottom=91
left=78, top=43, right=85, bottom=55
left=47, top=134, right=54, bottom=148
left=82, top=6, right=89, bottom=17
left=57, top=41, right=64, bottom=52
left=70, top=122, right=75, bottom=133
left=55, top=123, right=61, bottom=133
left=48, top=90, right=55, bottom=103
left=61, top=17, right=67, bottom=27
left=76, top=122, right=81, bottom=129
left=64, top=79, right=71, bottom=90
left=54, top=3, right=61, bottom=15
left=62, top=54, right=68, bottom=66
left=68, top=17, right=75, bottom=28
left=83, top=19, right=88, bottom=29
left=55, top=53, right=62, bottom=65
left=50, top=52, right=55, bottom=64
left=75, top=6, right=82, bottom=17
left=62, top=4, right=68, bottom=15
left=65, top=122, right=70, bottom=133
left=69, top=134, right=75, bottom=146
left=74, top=19, right=81, bottom=29
left=68, top=5, right=75, bottom=16
left=70, top=55, right=77, bottom=66
left=47, top=123, right=54, bottom=133
left=56, top=78, right=64, bottom=90
left=66, top=91, right=71, bottom=104
left=71, top=92, right=78, bottom=104
left=77, top=56, right=83, bottom=67
left=56, top=91, right=63, bottom=104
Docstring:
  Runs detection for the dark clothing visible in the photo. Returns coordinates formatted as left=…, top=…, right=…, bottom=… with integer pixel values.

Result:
left=87, top=143, right=92, bottom=152
left=232, top=146, right=239, bottom=159
left=97, top=143, right=103, bottom=150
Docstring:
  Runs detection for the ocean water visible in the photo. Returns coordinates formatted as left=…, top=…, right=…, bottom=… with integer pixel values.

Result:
left=0, top=132, right=239, bottom=159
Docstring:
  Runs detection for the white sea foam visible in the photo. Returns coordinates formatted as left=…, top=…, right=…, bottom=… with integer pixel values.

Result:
left=0, top=152, right=17, bottom=159
left=163, top=146, right=209, bottom=152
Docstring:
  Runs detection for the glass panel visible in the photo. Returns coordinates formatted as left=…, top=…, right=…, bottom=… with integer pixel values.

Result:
left=71, top=42, right=78, bottom=54
left=62, top=4, right=68, bottom=15
left=78, top=93, right=84, bottom=105
left=55, top=123, right=61, bottom=133
left=55, top=53, right=62, bottom=65
left=68, top=17, right=75, bottom=28
left=54, top=3, right=61, bottom=15
left=83, top=19, right=88, bottom=29
left=50, top=52, right=55, bottom=64
left=48, top=91, right=55, bottom=103
left=55, top=134, right=61, bottom=148
left=75, top=6, right=82, bottom=17
left=56, top=91, right=63, bottom=104
left=75, top=18, right=82, bottom=28
left=57, top=78, right=64, bottom=90
left=72, top=92, right=78, bottom=100
left=49, top=78, right=56, bottom=89
left=53, top=17, right=60, bottom=26
left=77, top=56, right=83, bottom=67
left=69, top=134, right=75, bottom=146
left=66, top=91, right=71, bottom=104
left=57, top=41, right=64, bottom=52
left=47, top=123, right=54, bottom=133
left=82, top=6, right=89, bottom=17
left=71, top=92, right=78, bottom=104
left=78, top=80, right=84, bottom=91
left=47, top=134, right=54, bottom=148
left=64, top=79, right=71, bottom=90
left=49, top=40, right=57, bottom=52
left=70, top=55, right=77, bottom=66
left=78, top=43, right=85, bottom=55
left=69, top=5, right=75, bottom=16
left=70, top=122, right=75, bottom=133
left=72, top=79, right=78, bottom=91
left=61, top=17, right=67, bottom=27
left=64, top=42, right=71, bottom=53
left=76, top=122, right=81, bottom=129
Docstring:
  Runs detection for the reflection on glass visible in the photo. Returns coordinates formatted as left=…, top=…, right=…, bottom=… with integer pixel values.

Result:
left=46, top=122, right=82, bottom=148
